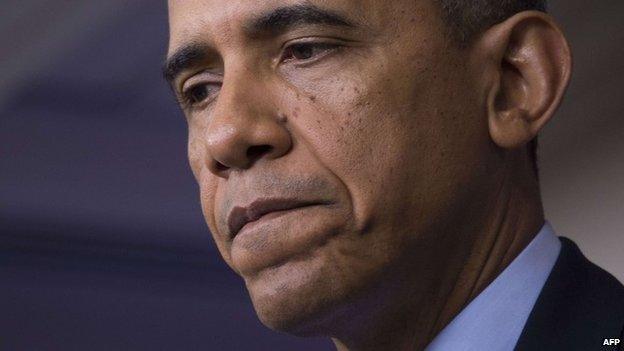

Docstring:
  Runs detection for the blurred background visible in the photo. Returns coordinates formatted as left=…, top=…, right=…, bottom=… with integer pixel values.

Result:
left=1, top=1, right=622, bottom=350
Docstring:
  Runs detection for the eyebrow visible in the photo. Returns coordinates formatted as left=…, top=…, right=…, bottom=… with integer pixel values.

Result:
left=245, top=3, right=355, bottom=36
left=162, top=4, right=356, bottom=85
left=162, top=43, right=209, bottom=85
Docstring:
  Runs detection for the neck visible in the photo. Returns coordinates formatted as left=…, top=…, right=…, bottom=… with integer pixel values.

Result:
left=331, top=154, right=545, bottom=351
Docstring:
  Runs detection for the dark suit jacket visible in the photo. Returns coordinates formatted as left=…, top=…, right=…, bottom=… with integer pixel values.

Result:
left=515, top=237, right=624, bottom=351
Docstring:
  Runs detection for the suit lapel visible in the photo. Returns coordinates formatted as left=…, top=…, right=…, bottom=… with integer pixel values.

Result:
left=514, top=237, right=624, bottom=351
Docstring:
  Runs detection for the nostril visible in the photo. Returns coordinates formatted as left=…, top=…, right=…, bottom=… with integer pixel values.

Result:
left=214, top=161, right=228, bottom=172
left=246, top=144, right=273, bottom=160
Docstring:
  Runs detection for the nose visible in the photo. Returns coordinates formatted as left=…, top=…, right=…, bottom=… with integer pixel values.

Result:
left=204, top=72, right=292, bottom=177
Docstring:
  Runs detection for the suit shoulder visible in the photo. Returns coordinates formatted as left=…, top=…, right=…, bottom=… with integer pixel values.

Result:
left=515, top=237, right=624, bottom=351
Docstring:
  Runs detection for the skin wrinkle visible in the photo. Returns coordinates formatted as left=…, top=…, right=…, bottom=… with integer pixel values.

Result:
left=278, top=78, right=383, bottom=238
left=426, top=185, right=506, bottom=339
left=277, top=85, right=362, bottom=240
left=470, top=178, right=513, bottom=297
left=435, top=151, right=543, bottom=338
left=166, top=0, right=571, bottom=350
left=484, top=156, right=545, bottom=282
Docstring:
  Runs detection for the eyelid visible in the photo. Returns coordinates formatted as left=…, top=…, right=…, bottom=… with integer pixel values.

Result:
left=281, top=35, right=345, bottom=47
left=177, top=73, right=222, bottom=110
left=280, top=36, right=346, bottom=54
left=179, top=84, right=218, bottom=110
left=279, top=38, right=345, bottom=65
left=180, top=70, right=222, bottom=93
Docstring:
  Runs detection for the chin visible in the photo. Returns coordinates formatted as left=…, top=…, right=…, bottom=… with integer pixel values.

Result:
left=243, top=253, right=350, bottom=337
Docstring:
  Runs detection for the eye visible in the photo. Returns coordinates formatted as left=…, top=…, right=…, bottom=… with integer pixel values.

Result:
left=186, top=84, right=209, bottom=103
left=180, top=83, right=217, bottom=108
left=281, top=42, right=338, bottom=63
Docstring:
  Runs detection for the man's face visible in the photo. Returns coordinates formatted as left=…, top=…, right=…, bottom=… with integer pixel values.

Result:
left=168, top=0, right=493, bottom=333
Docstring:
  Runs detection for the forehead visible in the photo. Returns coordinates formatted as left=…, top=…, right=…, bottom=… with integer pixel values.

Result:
left=167, top=0, right=426, bottom=52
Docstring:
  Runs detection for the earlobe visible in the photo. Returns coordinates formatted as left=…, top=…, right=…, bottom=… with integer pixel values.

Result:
left=480, top=11, right=572, bottom=149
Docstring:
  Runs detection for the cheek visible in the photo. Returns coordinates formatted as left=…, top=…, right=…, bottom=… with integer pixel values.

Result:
left=188, top=135, right=203, bottom=179
left=283, top=46, right=478, bottom=243
left=199, top=177, right=236, bottom=267
left=187, top=115, right=211, bottom=177
left=285, top=75, right=423, bottom=234
left=187, top=124, right=236, bottom=264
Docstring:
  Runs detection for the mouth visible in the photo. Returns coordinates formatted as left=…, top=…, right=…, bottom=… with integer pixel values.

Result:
left=227, top=198, right=330, bottom=239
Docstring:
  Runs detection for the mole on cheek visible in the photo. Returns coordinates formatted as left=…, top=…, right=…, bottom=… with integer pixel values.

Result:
left=316, top=119, right=324, bottom=130
left=278, top=113, right=288, bottom=124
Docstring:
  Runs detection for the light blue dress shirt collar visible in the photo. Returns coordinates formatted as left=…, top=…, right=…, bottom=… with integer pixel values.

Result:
left=425, top=221, right=562, bottom=351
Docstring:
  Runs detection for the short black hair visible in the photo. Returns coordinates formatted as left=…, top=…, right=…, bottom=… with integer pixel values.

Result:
left=437, top=0, right=547, bottom=177
left=437, top=0, right=548, bottom=44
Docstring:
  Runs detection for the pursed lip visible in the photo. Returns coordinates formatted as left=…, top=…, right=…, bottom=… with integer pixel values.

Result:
left=227, top=198, right=329, bottom=238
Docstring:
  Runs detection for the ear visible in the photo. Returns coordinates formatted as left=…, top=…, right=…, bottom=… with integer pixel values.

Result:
left=474, top=11, right=572, bottom=149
